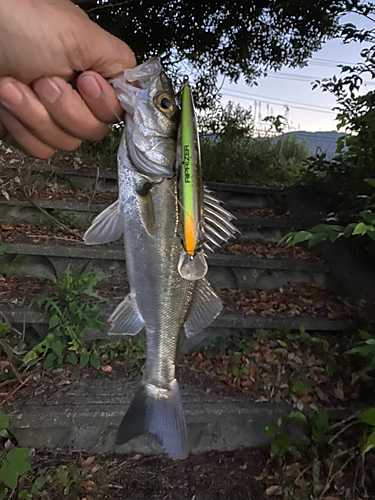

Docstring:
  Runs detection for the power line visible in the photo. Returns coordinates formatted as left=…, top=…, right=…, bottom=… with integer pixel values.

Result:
left=222, top=87, right=333, bottom=111
left=266, top=72, right=375, bottom=86
left=312, top=57, right=357, bottom=65
left=221, top=91, right=336, bottom=114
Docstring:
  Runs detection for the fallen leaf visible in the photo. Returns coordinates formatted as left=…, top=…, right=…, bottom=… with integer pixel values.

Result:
left=81, top=480, right=96, bottom=491
left=100, top=365, right=113, bottom=373
left=57, top=379, right=71, bottom=387
left=265, top=485, right=282, bottom=496
left=91, top=464, right=100, bottom=474
left=82, top=456, right=96, bottom=467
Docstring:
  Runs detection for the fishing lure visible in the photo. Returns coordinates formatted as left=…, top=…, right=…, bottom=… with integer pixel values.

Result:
left=177, top=76, right=208, bottom=280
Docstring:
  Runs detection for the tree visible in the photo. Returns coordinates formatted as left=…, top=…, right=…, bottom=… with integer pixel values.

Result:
left=77, top=0, right=371, bottom=107
left=306, top=5, right=375, bottom=210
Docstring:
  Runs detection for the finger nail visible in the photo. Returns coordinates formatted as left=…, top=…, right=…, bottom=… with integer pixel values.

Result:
left=79, top=74, right=102, bottom=99
left=0, top=82, right=24, bottom=106
left=34, top=78, right=61, bottom=104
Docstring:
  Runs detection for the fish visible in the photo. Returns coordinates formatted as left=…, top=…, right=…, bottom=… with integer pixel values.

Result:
left=83, top=58, right=237, bottom=459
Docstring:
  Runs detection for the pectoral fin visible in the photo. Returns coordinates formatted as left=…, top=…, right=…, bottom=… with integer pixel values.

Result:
left=184, top=278, right=222, bottom=338
left=108, top=294, right=144, bottom=335
left=83, top=200, right=123, bottom=245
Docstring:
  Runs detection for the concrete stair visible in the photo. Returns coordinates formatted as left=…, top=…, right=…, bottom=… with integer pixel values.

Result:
left=1, top=165, right=356, bottom=456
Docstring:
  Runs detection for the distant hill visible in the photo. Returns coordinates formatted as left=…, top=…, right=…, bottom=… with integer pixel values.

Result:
left=279, top=131, right=346, bottom=158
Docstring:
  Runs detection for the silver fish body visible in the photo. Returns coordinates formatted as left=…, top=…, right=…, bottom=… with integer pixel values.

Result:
left=84, top=59, right=236, bottom=459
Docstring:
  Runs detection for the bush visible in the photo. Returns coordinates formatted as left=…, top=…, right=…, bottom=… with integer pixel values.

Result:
left=201, top=131, right=309, bottom=185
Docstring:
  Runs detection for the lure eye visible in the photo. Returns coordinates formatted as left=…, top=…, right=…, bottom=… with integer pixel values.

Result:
left=156, top=93, right=176, bottom=116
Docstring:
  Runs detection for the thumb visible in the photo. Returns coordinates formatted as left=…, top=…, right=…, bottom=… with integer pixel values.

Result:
left=73, top=21, right=137, bottom=79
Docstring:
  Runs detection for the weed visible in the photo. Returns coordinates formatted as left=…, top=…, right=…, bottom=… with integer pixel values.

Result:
left=0, top=412, right=31, bottom=497
left=265, top=413, right=304, bottom=466
left=34, top=209, right=82, bottom=232
left=347, top=329, right=375, bottom=370
left=95, top=336, right=147, bottom=375
left=23, top=268, right=105, bottom=370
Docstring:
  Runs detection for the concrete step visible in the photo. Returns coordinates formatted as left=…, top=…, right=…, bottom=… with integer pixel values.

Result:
left=0, top=305, right=355, bottom=355
left=0, top=198, right=294, bottom=241
left=234, top=215, right=298, bottom=242
left=1, top=241, right=329, bottom=291
left=6, top=378, right=334, bottom=455
left=5, top=163, right=282, bottom=197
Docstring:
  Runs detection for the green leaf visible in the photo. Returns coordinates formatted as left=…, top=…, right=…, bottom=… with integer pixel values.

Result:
left=325, top=362, right=338, bottom=376
left=300, top=435, right=311, bottom=446
left=232, top=366, right=239, bottom=376
left=360, top=210, right=375, bottom=225
left=23, top=350, right=38, bottom=366
left=43, top=352, right=58, bottom=370
left=0, top=488, right=8, bottom=500
left=311, top=336, right=330, bottom=352
left=289, top=411, right=307, bottom=424
left=232, top=353, right=242, bottom=363
left=17, top=490, right=31, bottom=500
left=275, top=433, right=291, bottom=450
left=359, top=330, right=372, bottom=341
left=299, top=326, right=309, bottom=340
left=0, top=413, right=9, bottom=429
left=242, top=367, right=250, bottom=375
left=273, top=348, right=285, bottom=355
left=51, top=340, right=63, bottom=357
left=363, top=429, right=375, bottom=454
left=359, top=408, right=375, bottom=427
left=264, top=426, right=275, bottom=437
left=31, top=476, right=45, bottom=494
left=291, top=231, right=312, bottom=244
left=277, top=417, right=286, bottom=428
left=347, top=345, right=375, bottom=357
left=0, top=448, right=31, bottom=489
left=365, top=178, right=375, bottom=189
left=203, top=349, right=214, bottom=360
left=0, top=244, right=8, bottom=256
left=307, top=233, right=328, bottom=247
left=352, top=222, right=374, bottom=236
left=66, top=353, right=77, bottom=365
left=289, top=445, right=302, bottom=459
left=90, top=356, right=100, bottom=370
left=55, top=466, right=69, bottom=487
left=80, top=352, right=89, bottom=368
left=48, top=314, right=60, bottom=329
left=292, top=379, right=312, bottom=395
left=0, top=429, right=8, bottom=438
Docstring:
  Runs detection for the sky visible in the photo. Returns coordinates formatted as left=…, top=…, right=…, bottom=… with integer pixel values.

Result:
left=221, top=12, right=375, bottom=135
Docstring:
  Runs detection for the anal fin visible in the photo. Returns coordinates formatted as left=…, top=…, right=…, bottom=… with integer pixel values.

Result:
left=184, top=278, right=222, bottom=338
left=108, top=294, right=144, bottom=335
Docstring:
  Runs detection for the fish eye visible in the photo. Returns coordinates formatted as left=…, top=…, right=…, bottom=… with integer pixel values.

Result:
left=155, top=93, right=176, bottom=116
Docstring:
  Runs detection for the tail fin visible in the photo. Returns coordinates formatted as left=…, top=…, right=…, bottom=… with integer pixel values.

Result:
left=115, top=380, right=188, bottom=459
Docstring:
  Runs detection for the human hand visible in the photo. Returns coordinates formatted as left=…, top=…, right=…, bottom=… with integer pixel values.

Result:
left=0, top=0, right=136, bottom=158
